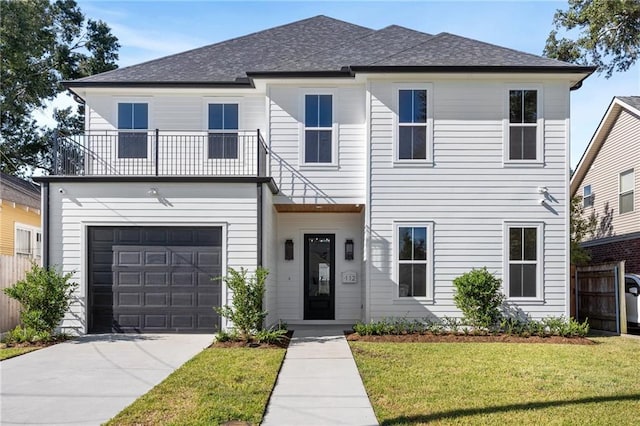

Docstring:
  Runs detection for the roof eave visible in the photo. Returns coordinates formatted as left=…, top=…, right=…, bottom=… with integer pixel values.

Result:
left=62, top=79, right=255, bottom=89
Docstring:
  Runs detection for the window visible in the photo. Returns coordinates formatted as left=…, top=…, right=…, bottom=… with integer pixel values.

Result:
left=208, top=103, right=238, bottom=159
left=583, top=185, right=594, bottom=208
left=506, top=223, right=542, bottom=299
left=14, top=225, right=41, bottom=258
left=304, top=94, right=332, bottom=163
left=396, top=224, right=433, bottom=298
left=118, top=103, right=148, bottom=158
left=398, top=89, right=427, bottom=160
left=620, top=169, right=635, bottom=214
left=508, top=89, right=538, bottom=161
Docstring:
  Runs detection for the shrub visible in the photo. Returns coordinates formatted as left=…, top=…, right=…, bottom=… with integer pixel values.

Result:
left=2, top=326, right=51, bottom=344
left=3, top=264, right=76, bottom=334
left=215, top=267, right=269, bottom=340
left=453, top=267, right=505, bottom=328
left=255, top=327, right=289, bottom=344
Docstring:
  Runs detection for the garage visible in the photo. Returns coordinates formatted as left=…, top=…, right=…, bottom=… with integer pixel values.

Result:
left=88, top=226, right=222, bottom=333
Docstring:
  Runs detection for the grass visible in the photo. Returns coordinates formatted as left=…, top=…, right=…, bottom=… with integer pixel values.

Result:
left=105, top=347, right=285, bottom=426
left=0, top=346, right=40, bottom=361
left=351, top=336, right=640, bottom=425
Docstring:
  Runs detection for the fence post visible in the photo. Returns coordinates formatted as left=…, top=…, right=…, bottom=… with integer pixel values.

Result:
left=155, top=128, right=159, bottom=176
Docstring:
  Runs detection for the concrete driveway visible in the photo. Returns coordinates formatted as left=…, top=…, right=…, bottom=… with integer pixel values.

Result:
left=0, top=333, right=214, bottom=425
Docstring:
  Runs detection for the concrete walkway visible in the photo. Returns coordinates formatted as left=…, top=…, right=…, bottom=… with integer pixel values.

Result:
left=0, top=334, right=213, bottom=425
left=262, top=327, right=378, bottom=426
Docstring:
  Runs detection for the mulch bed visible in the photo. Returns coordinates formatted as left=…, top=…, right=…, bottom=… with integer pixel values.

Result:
left=211, top=330, right=293, bottom=349
left=345, top=332, right=595, bottom=345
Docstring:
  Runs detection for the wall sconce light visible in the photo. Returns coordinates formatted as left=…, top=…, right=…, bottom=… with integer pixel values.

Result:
left=345, top=239, right=354, bottom=261
left=285, top=239, right=294, bottom=261
left=537, top=186, right=548, bottom=194
left=148, top=187, right=159, bottom=196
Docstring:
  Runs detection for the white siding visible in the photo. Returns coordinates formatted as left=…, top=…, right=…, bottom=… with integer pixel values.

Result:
left=275, top=212, right=364, bottom=322
left=262, top=187, right=279, bottom=326
left=268, top=85, right=366, bottom=204
left=367, top=79, right=570, bottom=320
left=48, top=181, right=257, bottom=334
left=580, top=109, right=640, bottom=238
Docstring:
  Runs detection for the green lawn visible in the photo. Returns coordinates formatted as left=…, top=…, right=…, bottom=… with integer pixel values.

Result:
left=105, top=347, right=285, bottom=426
left=0, top=346, right=39, bottom=360
left=351, top=336, right=640, bottom=425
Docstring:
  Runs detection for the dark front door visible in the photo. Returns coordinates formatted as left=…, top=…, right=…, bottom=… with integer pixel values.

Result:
left=304, top=234, right=335, bottom=320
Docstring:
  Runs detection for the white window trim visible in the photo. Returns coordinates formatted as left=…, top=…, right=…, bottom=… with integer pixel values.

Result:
left=392, top=221, right=434, bottom=302
left=114, top=98, right=154, bottom=160
left=619, top=169, right=635, bottom=214
left=503, top=85, right=544, bottom=167
left=299, top=89, right=338, bottom=168
left=14, top=222, right=41, bottom=258
left=202, top=97, right=244, bottom=132
left=583, top=184, right=594, bottom=208
left=393, top=83, right=434, bottom=166
left=503, top=221, right=544, bottom=302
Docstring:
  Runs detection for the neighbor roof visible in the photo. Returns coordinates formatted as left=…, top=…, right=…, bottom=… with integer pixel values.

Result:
left=66, top=15, right=594, bottom=88
left=570, top=96, right=640, bottom=196
left=0, top=172, right=41, bottom=209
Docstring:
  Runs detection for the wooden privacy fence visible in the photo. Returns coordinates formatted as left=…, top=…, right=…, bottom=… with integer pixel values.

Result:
left=575, top=261, right=626, bottom=334
left=0, top=255, right=39, bottom=333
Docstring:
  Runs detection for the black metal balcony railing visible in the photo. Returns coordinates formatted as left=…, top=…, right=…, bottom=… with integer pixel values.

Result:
left=52, top=129, right=269, bottom=177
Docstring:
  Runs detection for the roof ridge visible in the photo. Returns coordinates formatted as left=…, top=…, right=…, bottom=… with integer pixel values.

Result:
left=75, top=15, right=371, bottom=82
left=367, top=32, right=447, bottom=66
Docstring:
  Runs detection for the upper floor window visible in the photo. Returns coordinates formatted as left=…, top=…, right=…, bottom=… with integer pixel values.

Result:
left=304, top=94, right=332, bottom=163
left=117, top=103, right=148, bottom=159
left=508, top=89, right=538, bottom=161
left=620, top=169, right=635, bottom=214
left=505, top=223, right=542, bottom=299
left=208, top=103, right=238, bottom=159
left=396, top=222, right=433, bottom=299
left=398, top=89, right=427, bottom=160
left=583, top=185, right=594, bottom=208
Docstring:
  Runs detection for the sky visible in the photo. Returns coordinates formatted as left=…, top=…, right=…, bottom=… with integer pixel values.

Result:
left=39, top=0, right=640, bottom=168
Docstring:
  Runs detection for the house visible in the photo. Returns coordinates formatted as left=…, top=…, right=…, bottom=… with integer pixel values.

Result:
left=0, top=172, right=41, bottom=259
left=36, top=16, right=594, bottom=334
left=570, top=96, right=640, bottom=273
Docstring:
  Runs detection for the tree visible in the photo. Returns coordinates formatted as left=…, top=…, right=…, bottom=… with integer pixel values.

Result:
left=570, top=195, right=597, bottom=265
left=0, top=0, right=119, bottom=176
left=544, top=0, right=640, bottom=77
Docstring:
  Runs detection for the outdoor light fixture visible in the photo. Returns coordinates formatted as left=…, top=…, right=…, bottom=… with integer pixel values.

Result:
left=285, top=239, right=294, bottom=261
left=345, top=239, right=354, bottom=261
left=148, top=187, right=159, bottom=196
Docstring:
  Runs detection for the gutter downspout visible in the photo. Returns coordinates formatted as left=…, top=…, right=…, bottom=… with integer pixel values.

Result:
left=257, top=182, right=263, bottom=267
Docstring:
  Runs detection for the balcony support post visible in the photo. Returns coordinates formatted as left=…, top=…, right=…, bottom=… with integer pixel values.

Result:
left=155, top=128, right=159, bottom=176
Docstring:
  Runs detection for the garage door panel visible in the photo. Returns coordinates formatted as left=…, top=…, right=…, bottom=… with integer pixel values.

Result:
left=89, top=226, right=222, bottom=333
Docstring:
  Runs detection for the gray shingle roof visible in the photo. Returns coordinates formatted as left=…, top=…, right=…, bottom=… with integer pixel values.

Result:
left=617, top=96, right=640, bottom=111
left=68, top=15, right=593, bottom=86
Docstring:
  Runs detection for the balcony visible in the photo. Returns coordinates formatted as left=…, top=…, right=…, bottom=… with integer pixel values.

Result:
left=51, top=130, right=269, bottom=177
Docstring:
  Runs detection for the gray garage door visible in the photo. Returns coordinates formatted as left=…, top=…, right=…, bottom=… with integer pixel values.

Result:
left=88, top=226, right=222, bottom=333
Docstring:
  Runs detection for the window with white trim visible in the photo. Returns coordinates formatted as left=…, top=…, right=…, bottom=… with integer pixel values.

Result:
left=398, top=89, right=427, bottom=160
left=304, top=94, right=333, bottom=163
left=208, top=103, right=239, bottom=159
left=505, top=223, right=542, bottom=299
left=508, top=89, right=538, bottom=161
left=396, top=223, right=433, bottom=298
left=14, top=225, right=41, bottom=258
left=583, top=185, right=593, bottom=208
left=117, top=103, right=148, bottom=158
left=620, top=169, right=635, bottom=214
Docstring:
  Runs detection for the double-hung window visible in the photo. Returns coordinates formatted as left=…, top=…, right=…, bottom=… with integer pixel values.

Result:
left=508, top=89, right=539, bottom=161
left=398, top=89, right=427, bottom=160
left=15, top=224, right=41, bottom=258
left=118, top=103, right=148, bottom=158
left=620, top=169, right=635, bottom=214
left=396, top=223, right=433, bottom=298
left=583, top=185, right=594, bottom=208
left=505, top=223, right=542, bottom=299
left=208, top=103, right=238, bottom=159
left=304, top=94, right=332, bottom=164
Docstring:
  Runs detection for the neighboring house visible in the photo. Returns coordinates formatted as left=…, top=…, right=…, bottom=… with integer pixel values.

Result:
left=570, top=96, right=640, bottom=273
left=0, top=172, right=41, bottom=259
left=37, top=16, right=594, bottom=334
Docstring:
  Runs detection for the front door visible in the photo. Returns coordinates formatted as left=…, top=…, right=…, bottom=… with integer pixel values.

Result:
left=304, top=234, right=335, bottom=320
